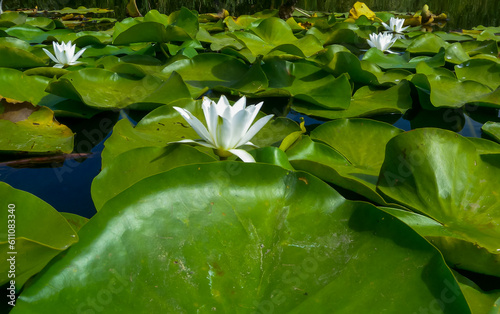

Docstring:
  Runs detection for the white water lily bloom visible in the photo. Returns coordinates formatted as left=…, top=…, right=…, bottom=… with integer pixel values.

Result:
left=173, top=96, right=274, bottom=163
left=367, top=32, right=397, bottom=52
left=382, top=17, right=409, bottom=35
left=42, top=41, right=86, bottom=68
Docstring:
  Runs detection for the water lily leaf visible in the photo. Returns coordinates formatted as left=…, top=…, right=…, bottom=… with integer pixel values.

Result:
left=307, top=23, right=367, bottom=46
left=48, top=6, right=113, bottom=15
left=292, top=80, right=412, bottom=119
left=196, top=28, right=245, bottom=51
left=25, top=17, right=56, bottom=30
left=452, top=271, right=500, bottom=314
left=288, top=119, right=403, bottom=205
left=229, top=17, right=323, bottom=58
left=12, top=162, right=469, bottom=313
left=60, top=212, right=89, bottom=233
left=411, top=73, right=497, bottom=109
left=362, top=49, right=416, bottom=69
left=92, top=145, right=216, bottom=210
left=5, top=24, right=46, bottom=43
left=0, top=68, right=50, bottom=105
left=160, top=53, right=268, bottom=96
left=461, top=40, right=499, bottom=57
left=0, top=183, right=78, bottom=289
left=250, top=146, right=294, bottom=170
left=225, top=15, right=261, bottom=31
left=46, top=69, right=191, bottom=110
left=256, top=60, right=351, bottom=109
left=54, top=31, right=113, bottom=46
left=113, top=21, right=168, bottom=45
left=445, top=43, right=471, bottom=64
left=0, top=38, right=46, bottom=68
left=349, top=1, right=377, bottom=21
left=0, top=12, right=27, bottom=27
left=455, top=59, right=500, bottom=90
left=319, top=50, right=380, bottom=85
left=166, top=7, right=199, bottom=40
left=23, top=67, right=69, bottom=79
left=407, top=33, right=449, bottom=54
left=0, top=98, right=74, bottom=154
left=378, top=128, right=500, bottom=276
left=482, top=121, right=500, bottom=143
left=101, top=99, right=299, bottom=167
left=435, top=31, right=474, bottom=42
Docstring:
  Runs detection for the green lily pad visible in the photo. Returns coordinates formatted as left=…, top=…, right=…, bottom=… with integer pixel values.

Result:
left=0, top=68, right=50, bottom=105
left=411, top=73, right=497, bottom=109
left=12, top=163, right=469, bottom=313
left=455, top=59, right=500, bottom=90
left=0, top=37, right=46, bottom=68
left=445, top=43, right=471, bottom=64
left=5, top=24, right=46, bottom=43
left=407, top=33, right=449, bottom=54
left=0, top=183, right=78, bottom=289
left=160, top=53, right=268, bottom=96
left=292, top=80, right=412, bottom=119
left=461, top=40, right=498, bottom=57
left=60, top=212, right=89, bottom=233
left=287, top=119, right=403, bottom=205
left=0, top=12, right=27, bottom=27
left=378, top=128, right=500, bottom=276
left=25, top=17, right=56, bottom=31
left=0, top=99, right=74, bottom=154
left=46, top=69, right=191, bottom=110
left=92, top=145, right=216, bottom=211
left=255, top=60, right=351, bottom=109
left=482, top=121, right=500, bottom=143
left=229, top=17, right=323, bottom=58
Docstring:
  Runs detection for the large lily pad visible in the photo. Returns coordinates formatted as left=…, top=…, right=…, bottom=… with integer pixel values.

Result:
left=377, top=128, right=500, bottom=276
left=0, top=182, right=78, bottom=288
left=92, top=145, right=216, bottom=210
left=160, top=53, right=268, bottom=96
left=0, top=98, right=74, bottom=154
left=46, top=69, right=192, bottom=110
left=0, top=68, right=50, bottom=105
left=256, top=60, right=351, bottom=109
left=455, top=59, right=500, bottom=90
left=0, top=37, right=46, bottom=68
left=411, top=73, right=498, bottom=109
left=287, top=119, right=403, bottom=205
left=13, top=163, right=469, bottom=313
left=292, top=80, right=412, bottom=119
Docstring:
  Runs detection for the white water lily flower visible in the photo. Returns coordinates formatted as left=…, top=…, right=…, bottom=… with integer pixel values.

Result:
left=367, top=32, right=397, bottom=52
left=382, top=17, right=409, bottom=35
left=42, top=41, right=86, bottom=68
left=173, top=96, right=274, bottom=163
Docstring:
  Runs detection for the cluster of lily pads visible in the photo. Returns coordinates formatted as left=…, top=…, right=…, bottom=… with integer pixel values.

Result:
left=1, top=3, right=500, bottom=313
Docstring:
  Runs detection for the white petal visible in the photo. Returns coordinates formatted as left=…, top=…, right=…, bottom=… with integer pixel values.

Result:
left=169, top=138, right=216, bottom=149
left=173, top=106, right=215, bottom=146
left=202, top=97, right=218, bottom=145
left=227, top=108, right=251, bottom=148
left=216, top=115, right=234, bottom=150
left=236, top=114, right=273, bottom=147
left=228, top=149, right=256, bottom=163
left=53, top=63, right=65, bottom=68
left=216, top=95, right=230, bottom=117
left=42, top=48, right=60, bottom=64
left=72, top=47, right=86, bottom=62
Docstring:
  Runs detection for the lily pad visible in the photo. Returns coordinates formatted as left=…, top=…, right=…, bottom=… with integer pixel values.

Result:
left=160, top=53, right=268, bottom=96
left=0, top=37, right=46, bottom=68
left=0, top=98, right=74, bottom=154
left=256, top=60, right=351, bottom=109
left=292, top=80, right=412, bottom=119
left=482, top=121, right=500, bottom=143
left=0, top=68, right=50, bottom=105
left=407, top=33, right=449, bottom=54
left=46, top=69, right=192, bottom=110
left=0, top=182, right=78, bottom=288
left=455, top=59, right=500, bottom=90
left=377, top=128, right=500, bottom=276
left=287, top=119, right=403, bottom=205
left=92, top=145, right=216, bottom=211
left=13, top=163, right=469, bottom=313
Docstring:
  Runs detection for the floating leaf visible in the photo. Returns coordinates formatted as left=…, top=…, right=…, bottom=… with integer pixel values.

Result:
left=0, top=183, right=78, bottom=289
left=292, top=80, right=412, bottom=119
left=0, top=98, right=74, bottom=154
left=378, top=128, right=500, bottom=276
left=13, top=163, right=469, bottom=313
